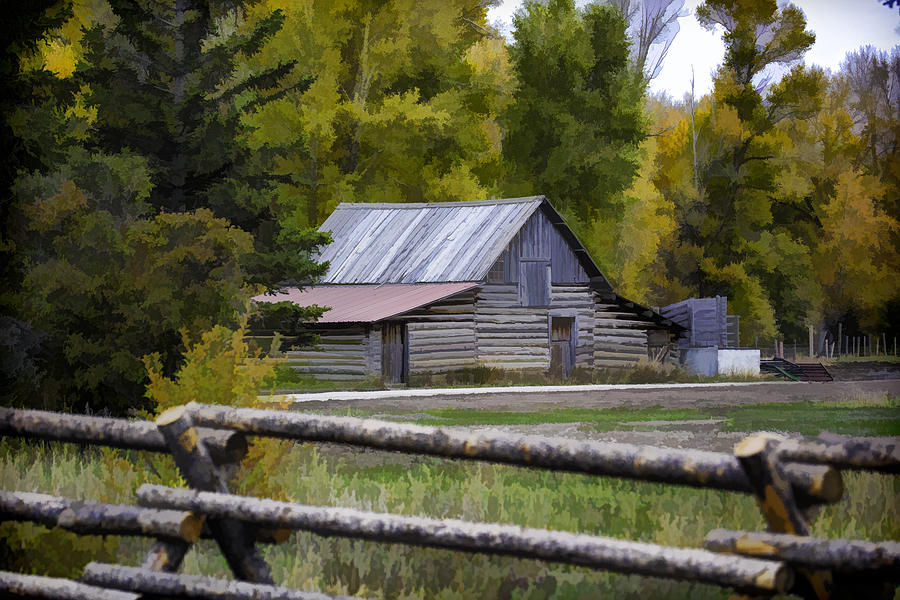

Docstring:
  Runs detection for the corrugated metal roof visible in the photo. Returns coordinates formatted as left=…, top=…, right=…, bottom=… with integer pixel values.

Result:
left=317, top=197, right=544, bottom=283
left=252, top=283, right=479, bottom=323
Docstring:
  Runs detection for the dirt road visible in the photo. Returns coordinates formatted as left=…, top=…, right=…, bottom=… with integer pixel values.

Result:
left=282, top=378, right=900, bottom=413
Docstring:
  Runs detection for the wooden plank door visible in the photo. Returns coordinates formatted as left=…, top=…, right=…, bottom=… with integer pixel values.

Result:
left=382, top=322, right=408, bottom=384
left=550, top=317, right=575, bottom=379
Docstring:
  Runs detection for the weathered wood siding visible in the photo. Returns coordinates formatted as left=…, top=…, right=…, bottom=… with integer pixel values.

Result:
left=503, top=211, right=589, bottom=284
left=404, top=290, right=478, bottom=374
left=660, top=297, right=728, bottom=348
left=472, top=210, right=593, bottom=372
left=284, top=328, right=371, bottom=381
left=593, top=296, right=654, bottom=368
left=474, top=283, right=594, bottom=371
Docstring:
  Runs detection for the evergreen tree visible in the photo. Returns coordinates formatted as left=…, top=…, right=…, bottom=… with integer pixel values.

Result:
left=1, top=0, right=76, bottom=405
left=77, top=0, right=328, bottom=286
left=503, top=0, right=646, bottom=222
left=12, top=148, right=253, bottom=413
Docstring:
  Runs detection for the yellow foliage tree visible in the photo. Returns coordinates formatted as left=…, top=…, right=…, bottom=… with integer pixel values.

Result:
left=814, top=171, right=900, bottom=330
left=143, top=321, right=278, bottom=413
left=239, top=0, right=512, bottom=227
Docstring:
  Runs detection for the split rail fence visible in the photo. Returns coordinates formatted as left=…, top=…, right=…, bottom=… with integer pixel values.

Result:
left=1, top=402, right=898, bottom=599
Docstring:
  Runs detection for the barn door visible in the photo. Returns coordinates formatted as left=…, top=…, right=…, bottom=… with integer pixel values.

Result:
left=550, top=317, right=575, bottom=379
left=381, top=322, right=408, bottom=384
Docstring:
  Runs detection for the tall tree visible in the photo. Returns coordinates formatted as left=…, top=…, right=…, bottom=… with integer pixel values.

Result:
left=651, top=0, right=822, bottom=342
left=5, top=0, right=330, bottom=412
left=236, top=0, right=511, bottom=228
left=77, top=0, right=328, bottom=286
left=503, top=0, right=646, bottom=222
left=1, top=0, right=76, bottom=405
left=10, top=147, right=254, bottom=413
left=839, top=46, right=900, bottom=217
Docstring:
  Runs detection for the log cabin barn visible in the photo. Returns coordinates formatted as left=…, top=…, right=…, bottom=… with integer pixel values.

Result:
left=254, top=196, right=683, bottom=383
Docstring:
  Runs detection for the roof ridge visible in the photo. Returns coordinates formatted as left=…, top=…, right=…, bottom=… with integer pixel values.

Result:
left=333, top=196, right=545, bottom=210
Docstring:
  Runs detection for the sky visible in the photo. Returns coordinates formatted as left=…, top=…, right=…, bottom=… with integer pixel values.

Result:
left=487, top=0, right=900, bottom=100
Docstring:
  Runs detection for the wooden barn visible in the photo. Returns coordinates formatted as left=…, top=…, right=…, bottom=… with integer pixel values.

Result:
left=254, top=197, right=683, bottom=383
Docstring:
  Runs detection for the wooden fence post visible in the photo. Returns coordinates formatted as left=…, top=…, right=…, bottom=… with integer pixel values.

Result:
left=735, top=434, right=895, bottom=600
left=156, top=406, right=273, bottom=584
left=808, top=325, right=814, bottom=359
left=735, top=434, right=831, bottom=599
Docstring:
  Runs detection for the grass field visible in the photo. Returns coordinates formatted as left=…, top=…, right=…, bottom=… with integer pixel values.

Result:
left=323, top=394, right=900, bottom=438
left=2, top=397, right=898, bottom=599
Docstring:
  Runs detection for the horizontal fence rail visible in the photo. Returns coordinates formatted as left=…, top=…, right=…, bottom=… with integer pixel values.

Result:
left=184, top=403, right=849, bottom=506
left=704, top=529, right=900, bottom=577
left=0, top=571, right=139, bottom=600
left=0, top=490, right=203, bottom=542
left=0, top=406, right=848, bottom=505
left=0, top=490, right=288, bottom=546
left=0, top=407, right=247, bottom=465
left=136, top=484, right=793, bottom=594
left=1, top=404, right=897, bottom=600
left=776, top=437, right=900, bottom=473
left=183, top=402, right=900, bottom=475
left=82, top=563, right=363, bottom=600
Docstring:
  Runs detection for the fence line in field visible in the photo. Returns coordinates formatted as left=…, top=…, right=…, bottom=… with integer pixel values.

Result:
left=1, top=404, right=898, bottom=599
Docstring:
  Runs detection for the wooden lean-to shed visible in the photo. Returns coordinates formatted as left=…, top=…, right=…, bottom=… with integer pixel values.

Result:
left=254, top=197, right=683, bottom=383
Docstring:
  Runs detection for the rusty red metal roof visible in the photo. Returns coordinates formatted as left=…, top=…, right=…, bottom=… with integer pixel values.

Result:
left=252, top=283, right=479, bottom=323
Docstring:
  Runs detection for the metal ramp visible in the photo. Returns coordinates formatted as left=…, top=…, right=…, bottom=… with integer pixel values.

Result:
left=760, top=357, right=833, bottom=382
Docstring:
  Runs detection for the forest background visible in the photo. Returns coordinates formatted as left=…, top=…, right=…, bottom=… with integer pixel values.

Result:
left=2, top=0, right=898, bottom=415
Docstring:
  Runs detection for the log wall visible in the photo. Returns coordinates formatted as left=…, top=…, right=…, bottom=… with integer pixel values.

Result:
left=283, top=328, right=371, bottom=381
left=405, top=291, right=477, bottom=374
left=474, top=283, right=594, bottom=370
left=278, top=289, right=677, bottom=379
left=593, top=294, right=659, bottom=368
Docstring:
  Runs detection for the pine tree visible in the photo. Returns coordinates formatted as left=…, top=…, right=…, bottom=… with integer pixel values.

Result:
left=77, top=0, right=328, bottom=286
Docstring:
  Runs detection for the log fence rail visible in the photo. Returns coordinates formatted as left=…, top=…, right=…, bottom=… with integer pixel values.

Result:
left=0, top=403, right=897, bottom=600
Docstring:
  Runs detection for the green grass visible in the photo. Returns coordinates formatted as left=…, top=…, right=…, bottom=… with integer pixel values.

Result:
left=2, top=395, right=898, bottom=597
left=323, top=395, right=900, bottom=437
left=388, top=406, right=710, bottom=428
left=2, top=438, right=898, bottom=599
left=712, top=400, right=900, bottom=437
